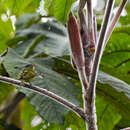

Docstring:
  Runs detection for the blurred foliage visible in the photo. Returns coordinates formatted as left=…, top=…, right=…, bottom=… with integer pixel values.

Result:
left=0, top=0, right=130, bottom=130
left=44, top=0, right=76, bottom=23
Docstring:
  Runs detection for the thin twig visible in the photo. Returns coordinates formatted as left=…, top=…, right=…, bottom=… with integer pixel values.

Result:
left=104, top=0, right=128, bottom=46
left=0, top=75, right=86, bottom=121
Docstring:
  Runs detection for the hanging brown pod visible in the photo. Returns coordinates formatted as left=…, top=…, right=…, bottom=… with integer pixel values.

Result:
left=67, top=12, right=85, bottom=70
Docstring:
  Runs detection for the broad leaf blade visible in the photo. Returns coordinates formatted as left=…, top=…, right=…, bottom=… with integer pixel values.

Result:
left=102, top=26, right=130, bottom=74
left=9, top=15, right=70, bottom=57
left=97, top=71, right=130, bottom=127
left=3, top=48, right=80, bottom=124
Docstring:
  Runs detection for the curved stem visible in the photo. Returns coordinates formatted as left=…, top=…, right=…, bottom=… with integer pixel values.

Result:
left=0, top=75, right=86, bottom=121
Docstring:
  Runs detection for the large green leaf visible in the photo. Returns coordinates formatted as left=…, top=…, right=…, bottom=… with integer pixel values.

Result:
left=102, top=26, right=130, bottom=74
left=96, top=95, right=121, bottom=130
left=50, top=56, right=130, bottom=128
left=42, top=56, right=130, bottom=128
left=98, top=71, right=130, bottom=99
left=3, top=48, right=80, bottom=124
left=44, top=0, right=77, bottom=23
left=97, top=71, right=130, bottom=128
left=0, top=0, right=41, bottom=53
left=7, top=14, right=70, bottom=57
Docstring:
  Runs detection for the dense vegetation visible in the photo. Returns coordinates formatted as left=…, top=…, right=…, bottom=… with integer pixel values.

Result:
left=0, top=0, right=130, bottom=129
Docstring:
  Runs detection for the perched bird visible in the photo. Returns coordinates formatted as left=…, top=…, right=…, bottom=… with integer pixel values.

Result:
left=18, top=64, right=36, bottom=82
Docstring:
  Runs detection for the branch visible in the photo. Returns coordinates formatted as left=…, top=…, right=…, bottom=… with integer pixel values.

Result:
left=86, top=0, right=115, bottom=129
left=79, top=0, right=87, bottom=11
left=87, top=0, right=95, bottom=47
left=104, top=0, right=128, bottom=46
left=93, top=16, right=97, bottom=44
left=88, top=0, right=115, bottom=104
left=78, top=7, right=91, bottom=78
left=0, top=75, right=86, bottom=121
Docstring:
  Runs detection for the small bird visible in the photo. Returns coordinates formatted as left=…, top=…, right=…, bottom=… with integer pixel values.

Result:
left=18, top=64, right=36, bottom=82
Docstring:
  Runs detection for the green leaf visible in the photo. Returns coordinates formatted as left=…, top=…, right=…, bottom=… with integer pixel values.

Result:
left=48, top=57, right=130, bottom=128
left=44, top=0, right=77, bottom=23
left=8, top=14, right=70, bottom=57
left=96, top=95, right=121, bottom=130
left=0, top=82, right=14, bottom=105
left=0, top=0, right=41, bottom=53
left=3, top=48, right=80, bottom=124
left=21, top=98, right=44, bottom=130
left=102, top=26, right=130, bottom=74
left=0, top=0, right=41, bottom=17
left=0, top=18, right=13, bottom=53
left=100, top=65, right=130, bottom=85
left=43, top=111, right=86, bottom=130
left=15, top=13, right=40, bottom=30
left=3, top=13, right=130, bottom=128
left=98, top=71, right=130, bottom=99
left=97, top=71, right=130, bottom=127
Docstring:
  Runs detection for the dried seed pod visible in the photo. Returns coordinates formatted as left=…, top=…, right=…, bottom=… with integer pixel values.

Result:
left=67, top=12, right=85, bottom=69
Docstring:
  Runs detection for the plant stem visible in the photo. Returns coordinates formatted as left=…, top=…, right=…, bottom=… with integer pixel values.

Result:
left=78, top=9, right=92, bottom=78
left=0, top=75, right=86, bottom=121
left=93, top=16, right=97, bottom=44
left=87, top=0, right=95, bottom=46
left=79, top=0, right=87, bottom=11
left=88, top=0, right=115, bottom=103
left=104, top=0, right=128, bottom=46
left=87, top=0, right=115, bottom=129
